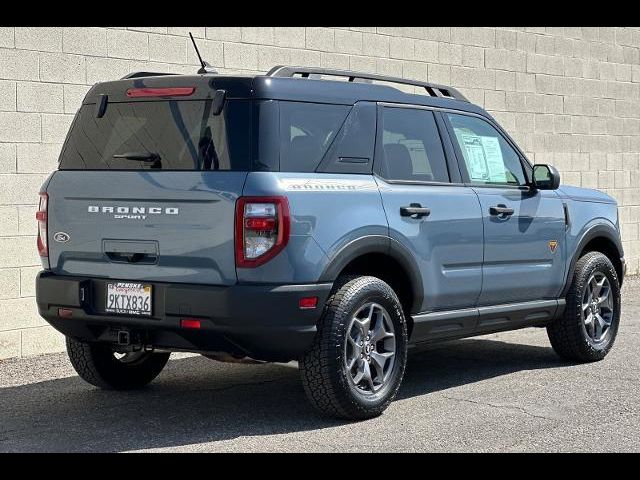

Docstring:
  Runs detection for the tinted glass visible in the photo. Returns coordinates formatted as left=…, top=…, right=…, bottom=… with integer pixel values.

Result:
left=447, top=113, right=525, bottom=186
left=379, top=107, right=449, bottom=183
left=279, top=102, right=350, bottom=172
left=59, top=99, right=251, bottom=170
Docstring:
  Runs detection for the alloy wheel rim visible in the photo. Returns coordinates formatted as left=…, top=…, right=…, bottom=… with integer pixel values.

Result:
left=582, top=272, right=614, bottom=343
left=344, top=302, right=396, bottom=393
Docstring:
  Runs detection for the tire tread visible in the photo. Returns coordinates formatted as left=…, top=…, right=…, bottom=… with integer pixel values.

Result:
left=300, top=275, right=407, bottom=420
left=66, top=337, right=170, bottom=390
left=547, top=251, right=621, bottom=362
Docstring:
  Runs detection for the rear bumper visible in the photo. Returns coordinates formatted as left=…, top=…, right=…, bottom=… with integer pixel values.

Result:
left=36, top=271, right=332, bottom=361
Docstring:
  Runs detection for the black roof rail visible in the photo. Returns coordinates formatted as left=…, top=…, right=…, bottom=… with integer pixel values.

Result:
left=121, top=71, right=180, bottom=79
left=265, top=65, right=468, bottom=102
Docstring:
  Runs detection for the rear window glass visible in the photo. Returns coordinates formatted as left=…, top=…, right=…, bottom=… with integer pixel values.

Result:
left=58, top=99, right=251, bottom=170
left=279, top=102, right=351, bottom=172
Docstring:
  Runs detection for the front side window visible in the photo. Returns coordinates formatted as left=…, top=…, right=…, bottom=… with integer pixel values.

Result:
left=378, top=107, right=449, bottom=183
left=447, top=113, right=525, bottom=186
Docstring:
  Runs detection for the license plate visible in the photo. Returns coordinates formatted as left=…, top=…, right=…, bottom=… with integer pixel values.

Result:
left=106, top=282, right=152, bottom=316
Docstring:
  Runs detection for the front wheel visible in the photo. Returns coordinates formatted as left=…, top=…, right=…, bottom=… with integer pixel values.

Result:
left=66, top=337, right=170, bottom=390
left=299, top=276, right=408, bottom=420
left=547, top=251, right=621, bottom=362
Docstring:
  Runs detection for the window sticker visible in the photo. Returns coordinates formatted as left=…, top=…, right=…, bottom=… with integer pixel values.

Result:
left=479, top=136, right=506, bottom=183
left=454, top=128, right=506, bottom=183
left=459, top=133, right=487, bottom=181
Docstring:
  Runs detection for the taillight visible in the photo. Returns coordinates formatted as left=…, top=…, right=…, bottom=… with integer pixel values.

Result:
left=235, top=196, right=290, bottom=268
left=36, top=192, right=48, bottom=257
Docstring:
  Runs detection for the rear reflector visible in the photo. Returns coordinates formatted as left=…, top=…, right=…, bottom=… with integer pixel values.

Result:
left=299, top=296, right=318, bottom=309
left=58, top=308, right=73, bottom=318
left=180, top=318, right=201, bottom=329
left=126, top=87, right=196, bottom=98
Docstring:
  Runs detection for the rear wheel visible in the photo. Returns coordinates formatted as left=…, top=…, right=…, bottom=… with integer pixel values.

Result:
left=299, top=276, right=408, bottom=420
left=66, top=337, right=170, bottom=390
left=547, top=251, right=621, bottom=362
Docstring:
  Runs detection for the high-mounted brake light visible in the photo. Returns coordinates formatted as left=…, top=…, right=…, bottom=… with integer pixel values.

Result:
left=36, top=192, right=48, bottom=257
left=235, top=196, right=290, bottom=268
left=126, top=87, right=196, bottom=98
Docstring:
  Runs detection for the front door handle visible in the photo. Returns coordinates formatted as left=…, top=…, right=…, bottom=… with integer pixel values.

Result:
left=400, top=203, right=431, bottom=219
left=489, top=204, right=515, bottom=217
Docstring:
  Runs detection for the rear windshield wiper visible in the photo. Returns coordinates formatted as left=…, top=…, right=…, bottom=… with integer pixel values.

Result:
left=113, top=152, right=161, bottom=162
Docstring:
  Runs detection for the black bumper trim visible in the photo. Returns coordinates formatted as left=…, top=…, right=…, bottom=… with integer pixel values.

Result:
left=36, top=272, right=332, bottom=361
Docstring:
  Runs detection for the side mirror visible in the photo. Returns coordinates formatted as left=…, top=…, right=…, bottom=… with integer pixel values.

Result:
left=532, top=164, right=560, bottom=190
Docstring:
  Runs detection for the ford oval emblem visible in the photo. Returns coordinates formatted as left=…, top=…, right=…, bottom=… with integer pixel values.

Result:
left=53, top=232, right=70, bottom=243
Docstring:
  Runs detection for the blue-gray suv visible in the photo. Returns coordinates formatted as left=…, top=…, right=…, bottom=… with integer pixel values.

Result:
left=35, top=66, right=625, bottom=419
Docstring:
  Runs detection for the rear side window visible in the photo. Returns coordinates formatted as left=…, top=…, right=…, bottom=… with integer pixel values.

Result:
left=58, top=99, right=251, bottom=170
left=279, top=102, right=350, bottom=172
left=378, top=107, right=449, bottom=183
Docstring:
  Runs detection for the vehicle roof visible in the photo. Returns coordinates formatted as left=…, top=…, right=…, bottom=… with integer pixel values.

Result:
left=82, top=72, right=488, bottom=117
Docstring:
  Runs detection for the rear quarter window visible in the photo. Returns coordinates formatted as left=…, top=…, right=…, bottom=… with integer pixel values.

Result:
left=278, top=102, right=351, bottom=172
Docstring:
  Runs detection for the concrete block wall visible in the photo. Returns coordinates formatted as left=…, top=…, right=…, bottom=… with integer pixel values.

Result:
left=0, top=27, right=638, bottom=358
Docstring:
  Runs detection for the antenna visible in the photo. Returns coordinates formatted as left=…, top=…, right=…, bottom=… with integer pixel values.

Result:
left=189, top=32, right=217, bottom=74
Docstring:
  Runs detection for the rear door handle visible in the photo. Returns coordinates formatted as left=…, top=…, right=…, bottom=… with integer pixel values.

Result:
left=489, top=204, right=515, bottom=217
left=400, top=203, right=431, bottom=219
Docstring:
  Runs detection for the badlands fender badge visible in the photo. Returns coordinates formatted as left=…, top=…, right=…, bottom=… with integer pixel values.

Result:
left=53, top=232, right=70, bottom=243
left=548, top=240, right=558, bottom=254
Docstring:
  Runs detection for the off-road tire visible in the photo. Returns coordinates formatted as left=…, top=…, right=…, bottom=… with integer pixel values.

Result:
left=547, top=251, right=621, bottom=362
left=299, top=275, right=408, bottom=420
left=66, top=337, right=170, bottom=390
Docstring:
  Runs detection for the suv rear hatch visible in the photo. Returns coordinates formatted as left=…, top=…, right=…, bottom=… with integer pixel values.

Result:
left=45, top=75, right=253, bottom=286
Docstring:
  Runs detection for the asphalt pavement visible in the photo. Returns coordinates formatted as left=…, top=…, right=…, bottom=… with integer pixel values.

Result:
left=1, top=277, right=638, bottom=452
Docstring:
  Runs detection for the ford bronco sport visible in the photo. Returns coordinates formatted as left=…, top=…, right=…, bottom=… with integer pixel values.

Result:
left=35, top=65, right=625, bottom=420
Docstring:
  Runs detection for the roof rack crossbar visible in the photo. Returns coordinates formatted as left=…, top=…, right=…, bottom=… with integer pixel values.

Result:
left=265, top=65, right=468, bottom=102
left=121, top=71, right=180, bottom=79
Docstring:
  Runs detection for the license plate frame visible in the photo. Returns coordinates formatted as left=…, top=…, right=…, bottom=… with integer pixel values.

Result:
left=105, top=282, right=153, bottom=316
